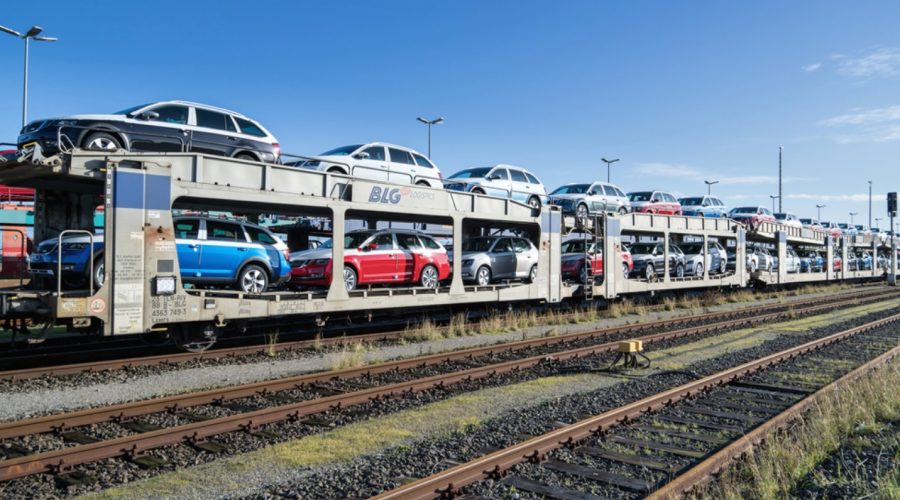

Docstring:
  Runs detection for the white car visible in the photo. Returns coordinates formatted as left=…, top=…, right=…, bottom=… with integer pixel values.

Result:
left=782, top=247, right=802, bottom=273
left=750, top=244, right=776, bottom=272
left=443, top=164, right=549, bottom=210
left=290, top=142, right=443, bottom=188
left=774, top=212, right=803, bottom=228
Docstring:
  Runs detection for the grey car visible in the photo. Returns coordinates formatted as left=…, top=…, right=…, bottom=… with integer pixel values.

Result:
left=443, top=164, right=549, bottom=210
left=457, top=236, right=539, bottom=285
left=548, top=181, right=631, bottom=218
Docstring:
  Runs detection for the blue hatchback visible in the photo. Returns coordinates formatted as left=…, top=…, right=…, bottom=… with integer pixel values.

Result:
left=29, top=216, right=291, bottom=293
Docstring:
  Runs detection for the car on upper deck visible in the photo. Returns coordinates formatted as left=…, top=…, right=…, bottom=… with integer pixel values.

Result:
left=549, top=181, right=631, bottom=218
left=799, top=218, right=823, bottom=230
left=728, top=206, right=776, bottom=229
left=819, top=221, right=843, bottom=240
left=18, top=101, right=280, bottom=163
left=678, top=195, right=728, bottom=218
left=287, top=143, right=443, bottom=188
left=627, top=190, right=682, bottom=215
left=774, top=212, right=803, bottom=228
left=444, top=164, right=548, bottom=210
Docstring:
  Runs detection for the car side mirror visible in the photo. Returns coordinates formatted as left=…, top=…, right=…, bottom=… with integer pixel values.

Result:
left=353, top=152, right=370, bottom=160
left=139, top=111, right=159, bottom=121
left=651, top=198, right=660, bottom=203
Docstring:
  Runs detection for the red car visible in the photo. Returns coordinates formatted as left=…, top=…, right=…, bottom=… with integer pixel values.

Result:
left=290, top=229, right=451, bottom=291
left=833, top=255, right=842, bottom=272
left=627, top=190, right=682, bottom=215
left=728, top=206, right=777, bottom=229
left=560, top=238, right=633, bottom=282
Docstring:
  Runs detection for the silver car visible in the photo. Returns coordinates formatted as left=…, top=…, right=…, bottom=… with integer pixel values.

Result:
left=549, top=181, right=631, bottom=218
left=443, top=164, right=549, bottom=210
left=456, top=236, right=539, bottom=285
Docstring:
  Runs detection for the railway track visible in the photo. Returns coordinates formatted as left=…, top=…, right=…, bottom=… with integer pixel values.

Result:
left=0, top=289, right=895, bottom=487
left=372, top=313, right=900, bottom=499
left=0, top=285, right=886, bottom=383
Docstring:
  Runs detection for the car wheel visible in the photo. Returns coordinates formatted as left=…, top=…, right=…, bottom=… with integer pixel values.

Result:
left=415, top=181, right=430, bottom=187
left=83, top=132, right=122, bottom=151
left=575, top=203, right=589, bottom=219
left=419, top=265, right=439, bottom=288
left=720, top=260, right=727, bottom=274
left=327, top=167, right=346, bottom=175
left=92, top=256, right=105, bottom=289
left=236, top=153, right=257, bottom=161
left=622, top=263, right=630, bottom=280
left=618, top=207, right=628, bottom=215
left=238, top=264, right=268, bottom=293
left=644, top=263, right=655, bottom=280
left=528, top=264, right=538, bottom=283
left=527, top=196, right=541, bottom=211
left=695, top=262, right=704, bottom=277
left=476, top=265, right=491, bottom=286
left=698, top=212, right=705, bottom=218
left=767, top=262, right=773, bottom=272
left=472, top=188, right=485, bottom=195
left=675, top=263, right=685, bottom=278
left=343, top=266, right=357, bottom=291
left=579, top=263, right=591, bottom=283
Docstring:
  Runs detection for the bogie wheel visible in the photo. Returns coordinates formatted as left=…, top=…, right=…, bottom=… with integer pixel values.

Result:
left=528, top=264, right=538, bottom=283
left=173, top=323, right=219, bottom=353
left=343, top=267, right=358, bottom=291
left=419, top=265, right=439, bottom=288
left=476, top=265, right=491, bottom=286
left=83, top=132, right=122, bottom=151
left=238, top=264, right=269, bottom=294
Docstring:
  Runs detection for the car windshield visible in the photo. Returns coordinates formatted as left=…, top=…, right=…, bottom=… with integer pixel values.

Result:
left=462, top=237, right=496, bottom=252
left=561, top=240, right=590, bottom=253
left=731, top=207, right=757, bottom=214
left=679, top=243, right=703, bottom=254
left=680, top=197, right=703, bottom=206
left=551, top=184, right=590, bottom=195
left=628, top=192, right=652, bottom=202
left=449, top=168, right=491, bottom=179
left=774, top=213, right=789, bottom=220
left=320, top=145, right=363, bottom=156
left=318, top=238, right=333, bottom=249
left=838, top=223, right=849, bottom=229
left=345, top=231, right=374, bottom=248
left=115, top=103, right=151, bottom=115
left=630, top=243, right=656, bottom=255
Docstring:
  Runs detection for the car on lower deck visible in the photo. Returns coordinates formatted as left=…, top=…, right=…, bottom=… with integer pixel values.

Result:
left=18, top=101, right=280, bottom=163
left=749, top=244, right=776, bottom=272
left=288, top=143, right=443, bottom=188
left=443, top=165, right=548, bottom=210
left=29, top=217, right=291, bottom=293
left=678, top=241, right=728, bottom=276
left=558, top=237, right=633, bottom=283
left=628, top=242, right=686, bottom=279
left=290, top=229, right=450, bottom=291
left=454, top=236, right=539, bottom=285
left=798, top=250, right=825, bottom=272
left=678, top=196, right=728, bottom=218
left=549, top=181, right=631, bottom=218
left=627, top=191, right=682, bottom=215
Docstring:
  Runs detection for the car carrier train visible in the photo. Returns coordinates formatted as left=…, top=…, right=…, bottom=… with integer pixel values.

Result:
left=0, top=149, right=896, bottom=351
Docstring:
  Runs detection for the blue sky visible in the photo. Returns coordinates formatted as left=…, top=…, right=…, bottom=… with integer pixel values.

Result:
left=1, top=1, right=899, bottom=228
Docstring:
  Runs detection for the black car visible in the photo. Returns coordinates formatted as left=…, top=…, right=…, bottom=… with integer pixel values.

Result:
left=18, top=101, right=280, bottom=163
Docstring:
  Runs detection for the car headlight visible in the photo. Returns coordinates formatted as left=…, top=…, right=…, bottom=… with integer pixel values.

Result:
left=63, top=242, right=90, bottom=251
left=154, top=276, right=177, bottom=295
left=461, top=259, right=474, bottom=266
left=291, top=259, right=308, bottom=268
left=311, top=258, right=330, bottom=265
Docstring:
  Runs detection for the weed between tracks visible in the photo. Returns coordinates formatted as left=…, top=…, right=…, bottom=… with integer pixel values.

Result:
left=692, top=359, right=900, bottom=500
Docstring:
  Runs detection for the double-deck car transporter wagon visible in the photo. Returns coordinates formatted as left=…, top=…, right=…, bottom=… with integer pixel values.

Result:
left=0, top=150, right=894, bottom=350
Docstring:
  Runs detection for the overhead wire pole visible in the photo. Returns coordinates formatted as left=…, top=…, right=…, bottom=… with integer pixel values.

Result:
left=0, top=25, right=59, bottom=127
left=601, top=157, right=619, bottom=183
left=416, top=116, right=443, bottom=158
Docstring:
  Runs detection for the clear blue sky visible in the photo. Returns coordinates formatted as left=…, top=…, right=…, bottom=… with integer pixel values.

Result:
left=2, top=1, right=899, bottom=227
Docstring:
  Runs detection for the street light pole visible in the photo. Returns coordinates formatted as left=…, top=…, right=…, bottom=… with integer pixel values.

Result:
left=704, top=180, right=719, bottom=195
left=415, top=116, right=443, bottom=158
left=850, top=211, right=858, bottom=226
left=816, top=204, right=826, bottom=221
left=778, top=146, right=783, bottom=213
left=770, top=195, right=779, bottom=213
left=868, top=180, right=872, bottom=228
left=0, top=25, right=58, bottom=127
left=601, top=158, right=619, bottom=183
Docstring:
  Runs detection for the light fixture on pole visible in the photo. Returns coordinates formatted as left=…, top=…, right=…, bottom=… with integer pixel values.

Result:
left=601, top=158, right=620, bottom=183
left=704, top=180, right=719, bottom=195
left=849, top=211, right=858, bottom=225
left=816, top=204, right=826, bottom=221
left=769, top=195, right=780, bottom=213
left=0, top=24, right=58, bottom=127
left=415, top=116, right=443, bottom=158
left=875, top=217, right=883, bottom=229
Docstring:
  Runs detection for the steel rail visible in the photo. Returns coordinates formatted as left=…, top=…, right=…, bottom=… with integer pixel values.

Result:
left=647, top=342, right=900, bottom=499
left=0, top=286, right=887, bottom=382
left=0, top=290, right=887, bottom=443
left=370, top=312, right=900, bottom=500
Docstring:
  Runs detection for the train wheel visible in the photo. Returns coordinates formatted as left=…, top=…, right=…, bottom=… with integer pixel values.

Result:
left=173, top=323, right=219, bottom=353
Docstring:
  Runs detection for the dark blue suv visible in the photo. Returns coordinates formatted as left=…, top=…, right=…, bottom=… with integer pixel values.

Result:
left=29, top=216, right=291, bottom=293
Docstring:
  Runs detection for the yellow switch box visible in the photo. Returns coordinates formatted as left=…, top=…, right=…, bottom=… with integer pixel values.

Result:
left=617, top=340, right=643, bottom=353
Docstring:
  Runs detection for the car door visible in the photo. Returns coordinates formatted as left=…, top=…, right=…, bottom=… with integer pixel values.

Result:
left=508, top=169, right=532, bottom=203
left=395, top=232, right=421, bottom=282
left=585, top=183, right=603, bottom=213
left=174, top=218, right=202, bottom=278
left=129, top=104, right=191, bottom=153
left=350, top=145, right=390, bottom=181
left=190, top=107, right=241, bottom=157
left=603, top=185, right=621, bottom=212
left=411, top=152, right=441, bottom=187
left=512, top=238, right=536, bottom=277
left=360, top=232, right=399, bottom=283
left=484, top=167, right=512, bottom=198
left=490, top=238, right=516, bottom=278
left=387, top=148, right=418, bottom=185
left=652, top=244, right=665, bottom=274
left=201, top=220, right=247, bottom=280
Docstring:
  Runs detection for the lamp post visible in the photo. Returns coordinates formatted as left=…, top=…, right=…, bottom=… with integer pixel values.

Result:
left=0, top=25, right=58, bottom=127
left=778, top=146, right=783, bottom=212
left=875, top=217, right=883, bottom=228
left=868, top=180, right=872, bottom=228
left=704, top=180, right=719, bottom=195
left=415, top=116, right=443, bottom=158
left=601, top=157, right=619, bottom=183
left=816, top=204, right=826, bottom=221
left=849, top=211, right=858, bottom=225
left=770, top=195, right=780, bottom=213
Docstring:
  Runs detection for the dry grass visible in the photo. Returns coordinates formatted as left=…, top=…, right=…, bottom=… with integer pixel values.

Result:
left=265, top=331, right=279, bottom=357
left=693, top=361, right=900, bottom=500
left=328, top=341, right=368, bottom=370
